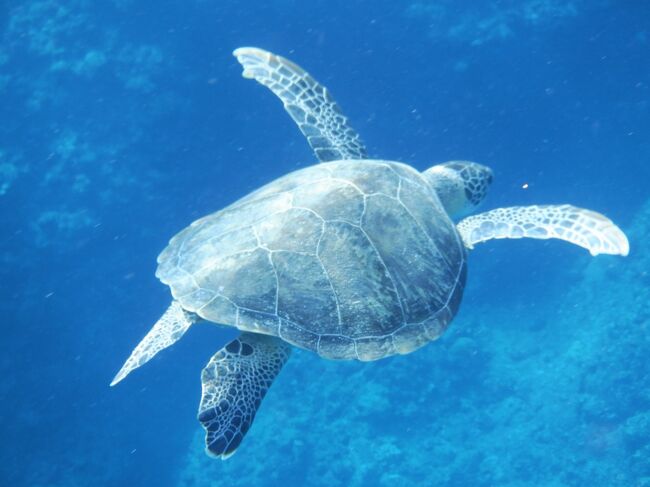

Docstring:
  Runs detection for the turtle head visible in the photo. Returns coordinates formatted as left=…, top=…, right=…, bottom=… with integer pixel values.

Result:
left=422, top=161, right=493, bottom=219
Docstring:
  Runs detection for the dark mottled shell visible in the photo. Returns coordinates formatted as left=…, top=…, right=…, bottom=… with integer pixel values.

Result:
left=156, top=160, right=466, bottom=361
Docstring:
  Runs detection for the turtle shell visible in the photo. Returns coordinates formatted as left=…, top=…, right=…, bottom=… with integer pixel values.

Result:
left=156, top=159, right=467, bottom=361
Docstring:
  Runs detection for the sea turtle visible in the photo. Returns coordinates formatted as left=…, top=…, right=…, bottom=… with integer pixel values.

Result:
left=111, top=47, right=629, bottom=459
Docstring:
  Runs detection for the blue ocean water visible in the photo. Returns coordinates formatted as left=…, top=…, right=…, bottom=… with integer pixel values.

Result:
left=1, top=1, right=649, bottom=485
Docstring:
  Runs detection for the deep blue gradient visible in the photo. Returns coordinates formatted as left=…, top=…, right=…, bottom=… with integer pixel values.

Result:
left=1, top=1, right=649, bottom=486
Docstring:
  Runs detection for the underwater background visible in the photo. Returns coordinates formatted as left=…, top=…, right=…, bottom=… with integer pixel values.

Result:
left=1, top=1, right=649, bottom=485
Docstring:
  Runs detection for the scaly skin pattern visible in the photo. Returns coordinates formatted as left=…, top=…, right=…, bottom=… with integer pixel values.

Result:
left=457, top=204, right=629, bottom=256
left=233, top=47, right=367, bottom=162
left=198, top=333, right=291, bottom=458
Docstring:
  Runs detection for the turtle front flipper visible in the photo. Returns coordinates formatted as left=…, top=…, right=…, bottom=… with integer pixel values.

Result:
left=110, top=301, right=197, bottom=386
left=457, top=204, right=629, bottom=256
left=198, top=332, right=291, bottom=459
left=233, top=47, right=367, bottom=162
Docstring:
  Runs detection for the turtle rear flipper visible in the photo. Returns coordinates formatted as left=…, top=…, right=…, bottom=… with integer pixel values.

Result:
left=111, top=301, right=196, bottom=386
left=457, top=204, right=629, bottom=256
left=199, top=332, right=291, bottom=459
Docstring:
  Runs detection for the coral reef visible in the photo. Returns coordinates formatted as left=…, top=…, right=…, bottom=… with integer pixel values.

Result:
left=0, top=150, right=22, bottom=195
left=0, top=1, right=192, bottom=485
left=404, top=0, right=601, bottom=46
left=1, top=0, right=178, bottom=252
